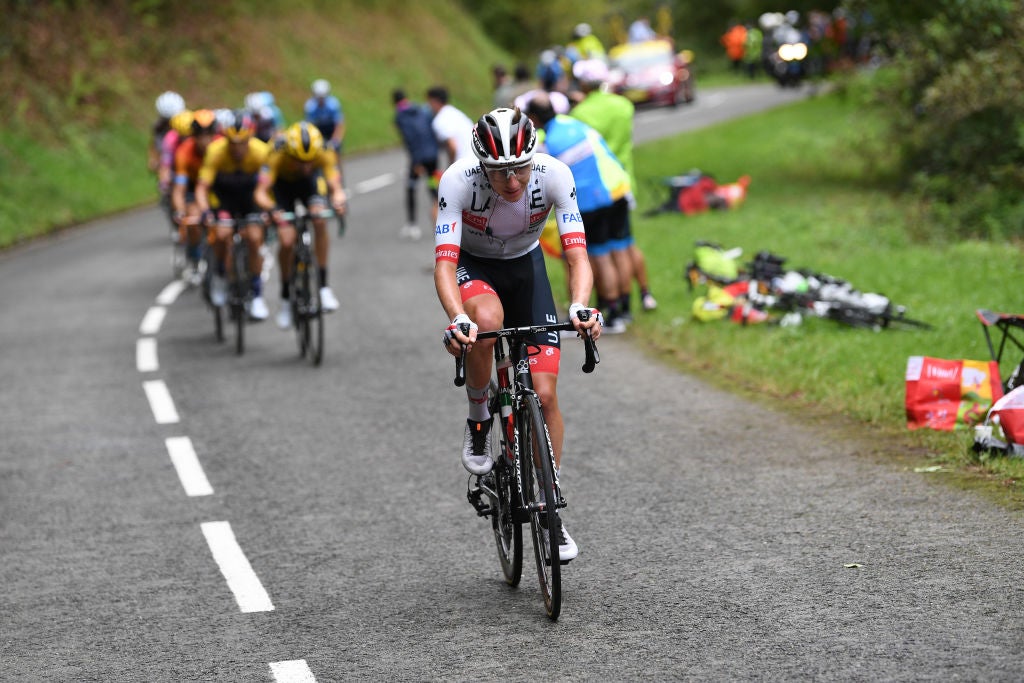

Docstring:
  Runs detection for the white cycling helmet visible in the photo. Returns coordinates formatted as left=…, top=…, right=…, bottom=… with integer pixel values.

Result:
left=574, top=22, right=592, bottom=38
left=155, top=91, right=185, bottom=119
left=471, top=107, right=537, bottom=169
left=311, top=79, right=331, bottom=97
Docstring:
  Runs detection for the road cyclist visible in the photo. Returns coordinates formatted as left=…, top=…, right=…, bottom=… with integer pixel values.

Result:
left=254, top=121, right=346, bottom=331
left=169, top=109, right=220, bottom=283
left=435, top=107, right=603, bottom=567
left=195, top=109, right=272, bottom=325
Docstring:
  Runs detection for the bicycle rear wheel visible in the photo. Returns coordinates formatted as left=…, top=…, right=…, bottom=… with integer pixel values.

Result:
left=232, top=241, right=248, bottom=356
left=489, top=391, right=522, bottom=586
left=520, top=393, right=561, bottom=620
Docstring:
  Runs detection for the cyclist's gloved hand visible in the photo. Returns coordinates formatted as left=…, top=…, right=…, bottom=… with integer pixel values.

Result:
left=443, top=313, right=478, bottom=354
left=200, top=209, right=215, bottom=227
left=569, top=303, right=603, bottom=340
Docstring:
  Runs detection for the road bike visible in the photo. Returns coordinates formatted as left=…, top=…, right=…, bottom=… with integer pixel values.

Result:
left=278, top=207, right=334, bottom=366
left=455, top=314, right=599, bottom=620
left=200, top=215, right=260, bottom=355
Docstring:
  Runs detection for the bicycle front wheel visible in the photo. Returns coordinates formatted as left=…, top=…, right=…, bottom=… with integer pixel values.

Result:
left=232, top=242, right=247, bottom=356
left=490, top=396, right=522, bottom=586
left=292, top=256, right=310, bottom=359
left=520, top=393, right=561, bottom=620
left=307, top=265, right=324, bottom=366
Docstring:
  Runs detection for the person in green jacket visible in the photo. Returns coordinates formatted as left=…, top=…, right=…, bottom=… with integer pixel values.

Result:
left=570, top=59, right=658, bottom=315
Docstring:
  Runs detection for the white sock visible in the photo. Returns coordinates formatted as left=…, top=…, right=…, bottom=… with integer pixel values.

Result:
left=466, top=383, right=490, bottom=422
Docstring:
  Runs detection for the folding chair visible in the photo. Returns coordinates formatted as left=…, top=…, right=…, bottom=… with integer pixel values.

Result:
left=976, top=309, right=1024, bottom=393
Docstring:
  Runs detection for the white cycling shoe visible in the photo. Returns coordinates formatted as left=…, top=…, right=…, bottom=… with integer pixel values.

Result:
left=462, top=419, right=494, bottom=475
left=276, top=303, right=292, bottom=330
left=210, top=275, right=228, bottom=307
left=320, top=286, right=340, bottom=312
left=543, top=514, right=578, bottom=563
left=249, top=296, right=269, bottom=321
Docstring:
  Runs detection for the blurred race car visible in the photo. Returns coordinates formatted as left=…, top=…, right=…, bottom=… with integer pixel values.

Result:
left=607, top=39, right=695, bottom=107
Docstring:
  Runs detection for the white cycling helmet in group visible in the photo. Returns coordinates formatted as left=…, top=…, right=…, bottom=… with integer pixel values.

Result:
left=471, top=107, right=537, bottom=169
left=311, top=78, right=331, bottom=97
left=155, top=91, right=186, bottom=119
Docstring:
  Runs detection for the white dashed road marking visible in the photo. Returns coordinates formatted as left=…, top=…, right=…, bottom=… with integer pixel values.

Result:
left=354, top=173, right=396, bottom=194
left=139, top=306, right=166, bottom=335
left=200, top=521, right=275, bottom=613
left=136, top=337, right=158, bottom=372
left=164, top=436, right=213, bottom=497
left=269, top=660, right=318, bottom=682
left=142, top=379, right=179, bottom=424
left=156, top=279, right=187, bottom=305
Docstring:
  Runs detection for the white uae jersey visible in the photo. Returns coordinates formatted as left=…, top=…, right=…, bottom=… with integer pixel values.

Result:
left=433, top=153, right=587, bottom=263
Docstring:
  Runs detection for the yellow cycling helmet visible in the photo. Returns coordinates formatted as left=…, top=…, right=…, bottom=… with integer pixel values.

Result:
left=169, top=109, right=194, bottom=136
left=284, top=121, right=324, bottom=161
left=221, top=109, right=255, bottom=143
left=191, top=109, right=218, bottom=136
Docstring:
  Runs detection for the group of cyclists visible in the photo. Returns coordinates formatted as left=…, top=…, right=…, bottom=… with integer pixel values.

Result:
left=149, top=76, right=613, bottom=565
left=148, top=82, right=346, bottom=329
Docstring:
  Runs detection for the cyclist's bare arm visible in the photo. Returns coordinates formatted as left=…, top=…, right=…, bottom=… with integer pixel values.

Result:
left=171, top=180, right=187, bottom=215
left=253, top=173, right=276, bottom=212
left=194, top=180, right=214, bottom=215
left=434, top=259, right=478, bottom=354
left=563, top=246, right=600, bottom=338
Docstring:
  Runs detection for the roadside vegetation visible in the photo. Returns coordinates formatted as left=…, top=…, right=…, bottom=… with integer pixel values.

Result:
left=2, top=1, right=1022, bottom=503
left=550, top=75, right=1024, bottom=506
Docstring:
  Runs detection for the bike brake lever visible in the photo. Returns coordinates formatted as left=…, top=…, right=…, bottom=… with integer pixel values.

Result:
left=453, top=322, right=470, bottom=387
left=574, top=309, right=600, bottom=373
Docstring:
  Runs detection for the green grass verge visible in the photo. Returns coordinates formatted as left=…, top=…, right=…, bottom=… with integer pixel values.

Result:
left=549, top=88, right=1024, bottom=507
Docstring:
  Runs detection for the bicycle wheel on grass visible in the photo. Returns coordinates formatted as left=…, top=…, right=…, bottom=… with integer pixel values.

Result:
left=489, top=392, right=522, bottom=586
left=520, top=392, right=561, bottom=620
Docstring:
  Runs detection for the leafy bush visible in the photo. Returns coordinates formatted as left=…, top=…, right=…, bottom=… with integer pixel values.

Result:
left=848, top=0, right=1024, bottom=240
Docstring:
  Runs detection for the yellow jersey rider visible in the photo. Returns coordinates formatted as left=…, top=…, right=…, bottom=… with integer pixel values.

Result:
left=254, top=121, right=347, bottom=330
left=195, top=110, right=272, bottom=320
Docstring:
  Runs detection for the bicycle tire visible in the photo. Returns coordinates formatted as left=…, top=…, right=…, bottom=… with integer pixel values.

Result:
left=307, top=262, right=324, bottom=367
left=489, top=387, right=522, bottom=586
left=213, top=305, right=224, bottom=343
left=520, top=393, right=561, bottom=620
left=232, top=240, right=247, bottom=356
left=293, top=252, right=310, bottom=359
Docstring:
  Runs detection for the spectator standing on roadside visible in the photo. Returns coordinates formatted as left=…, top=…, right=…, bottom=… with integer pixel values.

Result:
left=526, top=92, right=632, bottom=332
left=720, top=21, right=748, bottom=72
left=628, top=16, right=657, bottom=43
left=743, top=23, right=764, bottom=79
left=566, top=22, right=605, bottom=64
left=494, top=63, right=535, bottom=109
left=426, top=86, right=475, bottom=168
left=570, top=59, right=657, bottom=316
left=392, top=88, right=439, bottom=240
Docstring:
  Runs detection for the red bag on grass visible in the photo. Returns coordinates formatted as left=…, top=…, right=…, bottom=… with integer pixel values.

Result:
left=905, top=356, right=1003, bottom=431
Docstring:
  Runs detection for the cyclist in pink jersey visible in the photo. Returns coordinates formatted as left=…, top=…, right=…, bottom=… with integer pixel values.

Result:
left=435, top=107, right=603, bottom=562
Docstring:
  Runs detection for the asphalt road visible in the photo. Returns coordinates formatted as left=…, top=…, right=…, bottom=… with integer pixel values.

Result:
left=2, top=84, right=1022, bottom=682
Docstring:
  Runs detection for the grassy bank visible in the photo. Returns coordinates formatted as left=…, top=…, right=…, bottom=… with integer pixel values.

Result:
left=583, top=85, right=1024, bottom=505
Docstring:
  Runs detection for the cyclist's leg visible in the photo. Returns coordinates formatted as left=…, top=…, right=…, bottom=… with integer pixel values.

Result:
left=461, top=286, right=502, bottom=399
left=242, top=219, right=264, bottom=282
left=277, top=223, right=297, bottom=289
